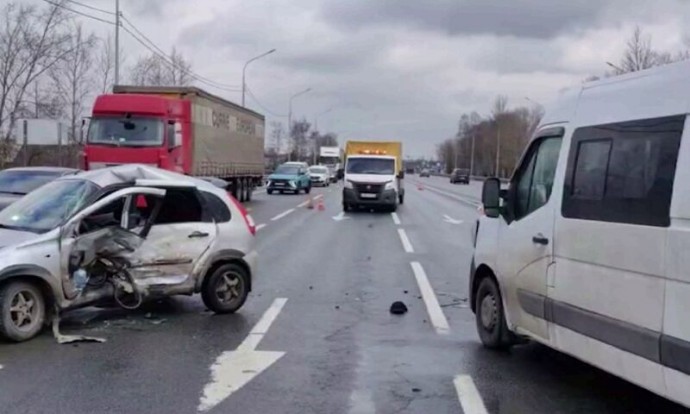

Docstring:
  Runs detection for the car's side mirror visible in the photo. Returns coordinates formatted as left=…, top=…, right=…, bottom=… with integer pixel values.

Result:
left=482, top=178, right=501, bottom=218
left=398, top=170, right=405, bottom=179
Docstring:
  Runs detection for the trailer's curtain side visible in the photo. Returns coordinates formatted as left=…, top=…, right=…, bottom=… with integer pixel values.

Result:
left=188, top=95, right=264, bottom=178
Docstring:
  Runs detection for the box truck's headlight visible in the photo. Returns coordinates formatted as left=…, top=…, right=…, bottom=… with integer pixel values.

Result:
left=344, top=180, right=354, bottom=189
left=384, top=181, right=395, bottom=190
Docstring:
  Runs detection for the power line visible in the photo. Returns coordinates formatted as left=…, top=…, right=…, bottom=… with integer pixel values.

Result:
left=120, top=24, right=241, bottom=92
left=64, top=0, right=115, bottom=15
left=245, top=87, right=287, bottom=117
left=40, top=0, right=115, bottom=25
left=120, top=15, right=241, bottom=91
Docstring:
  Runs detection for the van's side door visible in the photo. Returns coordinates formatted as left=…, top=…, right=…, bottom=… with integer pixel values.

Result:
left=497, top=132, right=563, bottom=341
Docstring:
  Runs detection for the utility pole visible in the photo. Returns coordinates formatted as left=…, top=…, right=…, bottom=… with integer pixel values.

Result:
left=114, top=0, right=120, bottom=86
left=470, top=131, right=476, bottom=177
left=495, top=123, right=501, bottom=177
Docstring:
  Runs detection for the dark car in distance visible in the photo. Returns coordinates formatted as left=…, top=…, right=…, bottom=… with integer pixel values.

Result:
left=0, top=166, right=79, bottom=210
left=450, top=168, right=470, bottom=184
left=419, top=169, right=431, bottom=177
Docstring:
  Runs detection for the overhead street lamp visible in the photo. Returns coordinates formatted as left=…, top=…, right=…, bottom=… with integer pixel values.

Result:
left=606, top=61, right=624, bottom=73
left=287, top=88, right=312, bottom=161
left=242, top=48, right=276, bottom=107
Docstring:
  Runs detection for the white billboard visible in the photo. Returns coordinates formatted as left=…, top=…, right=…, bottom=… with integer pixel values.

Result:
left=13, top=119, right=67, bottom=145
left=319, top=146, right=340, bottom=157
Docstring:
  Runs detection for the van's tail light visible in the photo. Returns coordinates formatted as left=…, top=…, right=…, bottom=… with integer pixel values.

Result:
left=227, top=192, right=256, bottom=236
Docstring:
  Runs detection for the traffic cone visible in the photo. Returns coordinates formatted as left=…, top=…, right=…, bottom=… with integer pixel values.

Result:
left=417, top=183, right=424, bottom=191
left=317, top=197, right=325, bottom=211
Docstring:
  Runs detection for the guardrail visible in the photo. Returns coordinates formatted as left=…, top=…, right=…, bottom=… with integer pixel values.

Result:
left=428, top=172, right=509, bottom=183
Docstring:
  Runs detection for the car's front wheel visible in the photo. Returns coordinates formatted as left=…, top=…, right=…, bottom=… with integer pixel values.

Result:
left=202, top=263, right=250, bottom=314
left=0, top=281, right=46, bottom=342
left=475, top=277, right=513, bottom=349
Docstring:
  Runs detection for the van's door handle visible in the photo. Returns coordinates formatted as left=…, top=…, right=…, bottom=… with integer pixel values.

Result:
left=532, top=234, right=549, bottom=245
left=188, top=231, right=209, bottom=239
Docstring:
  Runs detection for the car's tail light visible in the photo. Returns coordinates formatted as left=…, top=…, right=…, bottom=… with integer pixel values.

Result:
left=227, top=192, right=256, bottom=236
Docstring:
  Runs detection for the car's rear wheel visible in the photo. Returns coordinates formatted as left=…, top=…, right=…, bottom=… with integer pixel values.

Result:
left=475, top=277, right=513, bottom=349
left=0, top=281, right=46, bottom=342
left=202, top=263, right=250, bottom=314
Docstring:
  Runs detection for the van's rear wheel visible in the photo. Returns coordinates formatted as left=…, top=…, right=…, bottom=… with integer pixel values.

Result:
left=475, top=277, right=512, bottom=349
left=0, top=281, right=46, bottom=342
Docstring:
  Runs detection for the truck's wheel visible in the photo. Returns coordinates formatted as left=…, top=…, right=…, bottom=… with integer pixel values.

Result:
left=0, top=281, right=46, bottom=342
left=267, top=189, right=273, bottom=195
left=398, top=194, right=404, bottom=205
left=247, top=181, right=254, bottom=201
left=343, top=203, right=351, bottom=212
left=202, top=263, right=250, bottom=314
left=475, top=277, right=513, bottom=349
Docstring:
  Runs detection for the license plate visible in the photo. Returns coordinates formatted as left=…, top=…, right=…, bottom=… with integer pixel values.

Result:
left=274, top=183, right=284, bottom=186
left=360, top=193, right=377, bottom=199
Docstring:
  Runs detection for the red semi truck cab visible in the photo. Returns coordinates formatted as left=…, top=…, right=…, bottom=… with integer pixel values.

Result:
left=84, top=92, right=189, bottom=173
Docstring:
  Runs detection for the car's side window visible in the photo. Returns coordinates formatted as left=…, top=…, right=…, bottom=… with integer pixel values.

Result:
left=152, top=188, right=203, bottom=224
left=199, top=191, right=231, bottom=223
left=512, top=137, right=562, bottom=221
left=562, top=115, right=684, bottom=227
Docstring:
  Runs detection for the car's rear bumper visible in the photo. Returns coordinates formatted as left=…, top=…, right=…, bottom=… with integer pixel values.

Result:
left=244, top=250, right=258, bottom=289
left=343, top=188, right=397, bottom=206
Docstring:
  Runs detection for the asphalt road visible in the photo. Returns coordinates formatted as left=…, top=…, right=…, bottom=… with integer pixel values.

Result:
left=0, top=176, right=687, bottom=414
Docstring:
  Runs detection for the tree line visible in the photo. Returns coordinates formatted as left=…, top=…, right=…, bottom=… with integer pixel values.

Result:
left=0, top=0, right=195, bottom=167
left=437, top=26, right=690, bottom=178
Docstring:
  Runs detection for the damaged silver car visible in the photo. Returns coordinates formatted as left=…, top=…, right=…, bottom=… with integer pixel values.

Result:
left=0, top=165, right=258, bottom=342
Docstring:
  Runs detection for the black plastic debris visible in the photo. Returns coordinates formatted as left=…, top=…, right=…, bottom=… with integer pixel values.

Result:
left=412, top=387, right=421, bottom=393
left=390, top=301, right=408, bottom=315
left=335, top=305, right=340, bottom=310
left=403, top=290, right=409, bottom=294
left=309, top=286, right=313, bottom=290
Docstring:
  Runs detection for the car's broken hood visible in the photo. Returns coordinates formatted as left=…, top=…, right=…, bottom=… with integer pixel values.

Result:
left=0, top=228, right=42, bottom=248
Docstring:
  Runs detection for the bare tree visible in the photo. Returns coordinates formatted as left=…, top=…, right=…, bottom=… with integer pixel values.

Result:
left=129, top=48, right=193, bottom=87
left=95, top=34, right=116, bottom=93
left=619, top=26, right=657, bottom=73
left=0, top=1, right=72, bottom=163
left=49, top=22, right=96, bottom=146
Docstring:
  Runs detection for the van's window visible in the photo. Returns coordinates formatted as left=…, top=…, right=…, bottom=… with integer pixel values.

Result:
left=513, top=137, right=562, bottom=220
left=562, top=115, right=684, bottom=227
left=572, top=140, right=611, bottom=199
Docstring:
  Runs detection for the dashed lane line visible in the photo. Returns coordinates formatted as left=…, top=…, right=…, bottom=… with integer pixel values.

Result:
left=256, top=223, right=267, bottom=231
left=454, top=375, right=489, bottom=414
left=397, top=229, right=414, bottom=253
left=270, top=208, right=295, bottom=221
left=410, top=261, right=450, bottom=335
left=391, top=212, right=401, bottom=225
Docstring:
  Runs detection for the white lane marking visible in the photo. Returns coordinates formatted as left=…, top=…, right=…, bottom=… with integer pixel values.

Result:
left=397, top=229, right=414, bottom=253
left=443, top=214, right=463, bottom=225
left=332, top=212, right=350, bottom=221
left=198, top=298, right=288, bottom=412
left=298, top=200, right=309, bottom=208
left=349, top=389, right=376, bottom=414
left=391, top=212, right=401, bottom=225
left=454, top=375, right=489, bottom=414
left=270, top=208, right=295, bottom=221
left=410, top=262, right=449, bottom=335
left=256, top=223, right=267, bottom=231
left=0, top=364, right=3, bottom=370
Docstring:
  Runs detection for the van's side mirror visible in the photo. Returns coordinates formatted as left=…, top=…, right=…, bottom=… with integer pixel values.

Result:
left=482, top=178, right=501, bottom=218
left=167, top=121, right=175, bottom=152
left=398, top=170, right=405, bottom=179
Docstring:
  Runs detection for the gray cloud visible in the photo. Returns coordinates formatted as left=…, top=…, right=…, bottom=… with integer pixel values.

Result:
left=319, top=0, right=605, bottom=39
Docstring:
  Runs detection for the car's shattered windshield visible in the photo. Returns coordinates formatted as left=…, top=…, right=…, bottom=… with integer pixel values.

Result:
left=0, top=179, right=99, bottom=233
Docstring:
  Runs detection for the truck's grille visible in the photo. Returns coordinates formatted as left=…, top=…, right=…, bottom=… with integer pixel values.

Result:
left=354, top=183, right=383, bottom=199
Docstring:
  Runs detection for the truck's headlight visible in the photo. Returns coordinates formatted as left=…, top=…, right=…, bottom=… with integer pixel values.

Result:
left=384, top=181, right=395, bottom=190
left=344, top=180, right=354, bottom=189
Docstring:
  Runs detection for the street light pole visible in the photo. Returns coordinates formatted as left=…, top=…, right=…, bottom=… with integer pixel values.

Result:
left=114, top=0, right=120, bottom=86
left=287, top=87, right=311, bottom=161
left=242, top=48, right=276, bottom=107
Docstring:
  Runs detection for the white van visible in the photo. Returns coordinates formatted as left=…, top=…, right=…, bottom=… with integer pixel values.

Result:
left=471, top=60, right=690, bottom=407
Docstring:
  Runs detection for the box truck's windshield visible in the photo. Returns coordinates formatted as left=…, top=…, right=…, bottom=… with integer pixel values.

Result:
left=87, top=117, right=163, bottom=147
left=346, top=158, right=395, bottom=175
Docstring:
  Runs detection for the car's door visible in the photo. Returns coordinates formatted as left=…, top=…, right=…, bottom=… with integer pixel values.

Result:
left=496, top=132, right=563, bottom=341
left=126, top=180, right=218, bottom=292
left=59, top=187, right=167, bottom=299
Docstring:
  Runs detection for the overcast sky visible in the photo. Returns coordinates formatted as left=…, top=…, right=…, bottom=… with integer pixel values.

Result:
left=53, top=0, right=690, bottom=157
